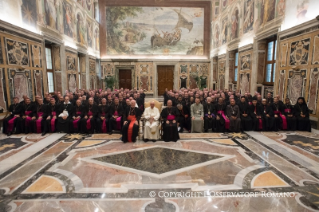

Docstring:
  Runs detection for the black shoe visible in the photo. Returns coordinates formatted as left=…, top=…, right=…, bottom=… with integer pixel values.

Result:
left=41, top=132, right=46, bottom=136
left=7, top=132, right=12, bottom=136
left=108, top=131, right=112, bottom=135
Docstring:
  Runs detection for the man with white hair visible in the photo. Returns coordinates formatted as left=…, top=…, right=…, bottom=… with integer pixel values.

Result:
left=143, top=101, right=160, bottom=142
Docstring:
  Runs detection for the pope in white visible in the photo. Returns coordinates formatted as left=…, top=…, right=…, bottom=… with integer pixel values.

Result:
left=143, top=101, right=160, bottom=141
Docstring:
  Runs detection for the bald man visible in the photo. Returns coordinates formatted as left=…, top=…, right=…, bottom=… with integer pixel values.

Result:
left=122, top=100, right=141, bottom=143
left=143, top=101, right=160, bottom=141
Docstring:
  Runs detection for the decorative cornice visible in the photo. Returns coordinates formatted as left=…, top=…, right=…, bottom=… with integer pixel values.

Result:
left=278, top=18, right=319, bottom=40
left=65, top=46, right=78, bottom=54
left=238, top=44, right=253, bottom=52
left=0, top=20, right=42, bottom=43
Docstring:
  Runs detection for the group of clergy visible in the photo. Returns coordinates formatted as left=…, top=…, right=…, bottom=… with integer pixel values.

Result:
left=3, top=87, right=312, bottom=144
left=163, top=88, right=312, bottom=133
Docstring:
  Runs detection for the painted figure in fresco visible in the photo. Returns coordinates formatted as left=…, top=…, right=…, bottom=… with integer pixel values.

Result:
left=214, top=25, right=220, bottom=47
left=277, top=0, right=286, bottom=17
left=221, top=19, right=228, bottom=44
left=265, top=0, right=276, bottom=22
left=86, top=0, right=92, bottom=12
left=243, top=0, right=254, bottom=33
left=45, top=0, right=60, bottom=30
left=95, top=28, right=100, bottom=51
left=87, top=21, right=93, bottom=48
left=63, top=3, right=73, bottom=37
left=231, top=9, right=239, bottom=40
left=77, top=14, right=86, bottom=45
left=296, top=0, right=309, bottom=22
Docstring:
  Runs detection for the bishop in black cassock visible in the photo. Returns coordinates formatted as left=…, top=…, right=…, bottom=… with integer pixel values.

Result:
left=161, top=100, right=180, bottom=142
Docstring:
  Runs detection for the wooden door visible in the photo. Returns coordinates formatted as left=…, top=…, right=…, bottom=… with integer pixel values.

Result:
left=158, top=66, right=174, bottom=96
left=119, top=69, right=132, bottom=89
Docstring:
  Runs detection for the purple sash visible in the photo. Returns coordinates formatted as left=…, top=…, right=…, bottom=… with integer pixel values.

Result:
left=167, top=115, right=175, bottom=121
left=217, top=110, right=229, bottom=129
left=73, top=111, right=82, bottom=129
left=51, top=112, right=56, bottom=132
left=274, top=111, right=287, bottom=130
left=25, top=111, right=32, bottom=127
left=36, top=112, right=44, bottom=133
left=114, top=111, right=122, bottom=130
left=7, top=116, right=17, bottom=133
left=284, top=109, right=291, bottom=113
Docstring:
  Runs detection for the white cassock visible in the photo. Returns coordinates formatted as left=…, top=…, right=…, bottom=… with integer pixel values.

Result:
left=144, top=106, right=160, bottom=140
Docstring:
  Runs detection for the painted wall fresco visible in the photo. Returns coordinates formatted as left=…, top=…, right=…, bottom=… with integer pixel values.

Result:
left=36, top=0, right=99, bottom=51
left=43, top=0, right=62, bottom=31
left=281, top=0, right=319, bottom=30
left=230, top=8, right=239, bottom=40
left=243, top=0, right=254, bottom=34
left=76, top=12, right=86, bottom=46
left=106, top=6, right=204, bottom=56
left=211, top=0, right=289, bottom=50
left=77, top=0, right=94, bottom=17
left=63, top=0, right=74, bottom=38
left=21, top=0, right=38, bottom=28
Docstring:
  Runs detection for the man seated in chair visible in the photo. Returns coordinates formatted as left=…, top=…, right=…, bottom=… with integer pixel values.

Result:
left=191, top=97, right=204, bottom=133
left=143, top=101, right=160, bottom=142
left=161, top=100, right=180, bottom=142
left=122, top=100, right=141, bottom=143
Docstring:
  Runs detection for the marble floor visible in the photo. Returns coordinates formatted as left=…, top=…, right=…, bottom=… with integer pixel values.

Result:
left=0, top=131, right=319, bottom=212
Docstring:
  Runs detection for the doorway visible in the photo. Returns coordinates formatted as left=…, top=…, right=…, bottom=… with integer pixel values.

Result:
left=157, top=65, right=174, bottom=96
left=119, top=69, right=132, bottom=89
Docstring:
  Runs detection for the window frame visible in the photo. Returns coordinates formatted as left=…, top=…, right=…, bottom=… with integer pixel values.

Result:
left=263, top=38, right=277, bottom=85
left=45, top=45, right=55, bottom=93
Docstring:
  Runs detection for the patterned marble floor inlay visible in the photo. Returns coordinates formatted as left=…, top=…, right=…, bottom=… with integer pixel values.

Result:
left=0, top=138, right=27, bottom=154
left=93, top=147, right=223, bottom=175
left=1, top=132, right=319, bottom=211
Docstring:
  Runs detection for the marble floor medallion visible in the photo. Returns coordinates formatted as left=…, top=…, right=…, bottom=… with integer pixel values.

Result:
left=89, top=146, right=230, bottom=178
